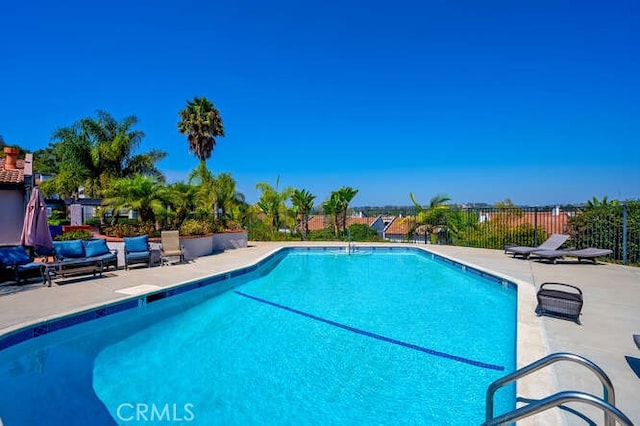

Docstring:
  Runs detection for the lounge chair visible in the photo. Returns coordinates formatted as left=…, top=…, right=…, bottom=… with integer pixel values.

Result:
left=532, top=248, right=613, bottom=264
left=160, top=230, right=184, bottom=265
left=504, top=234, right=569, bottom=259
left=123, top=235, right=151, bottom=269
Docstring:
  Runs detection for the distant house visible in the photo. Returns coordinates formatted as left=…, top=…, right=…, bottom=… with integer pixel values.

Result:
left=383, top=216, right=417, bottom=243
left=0, top=150, right=32, bottom=245
left=478, top=208, right=571, bottom=235
left=304, top=214, right=386, bottom=237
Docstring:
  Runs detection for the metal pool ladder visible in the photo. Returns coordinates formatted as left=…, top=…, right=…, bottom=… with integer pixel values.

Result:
left=483, top=352, right=634, bottom=426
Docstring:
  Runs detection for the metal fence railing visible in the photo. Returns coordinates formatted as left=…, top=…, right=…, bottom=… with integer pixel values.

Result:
left=248, top=203, right=640, bottom=266
left=350, top=204, right=639, bottom=266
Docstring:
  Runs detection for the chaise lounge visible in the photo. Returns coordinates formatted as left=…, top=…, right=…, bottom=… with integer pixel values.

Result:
left=504, top=234, right=569, bottom=259
left=531, top=248, right=613, bottom=264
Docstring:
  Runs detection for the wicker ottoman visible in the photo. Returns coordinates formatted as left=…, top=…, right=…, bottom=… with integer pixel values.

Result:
left=536, top=282, right=583, bottom=324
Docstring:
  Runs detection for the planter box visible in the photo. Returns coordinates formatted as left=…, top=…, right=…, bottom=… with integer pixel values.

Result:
left=106, top=231, right=247, bottom=267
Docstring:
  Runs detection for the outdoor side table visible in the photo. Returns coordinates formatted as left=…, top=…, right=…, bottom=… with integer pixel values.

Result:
left=535, top=282, right=583, bottom=324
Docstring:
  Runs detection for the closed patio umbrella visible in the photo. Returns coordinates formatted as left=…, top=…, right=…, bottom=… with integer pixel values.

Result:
left=20, top=187, right=53, bottom=252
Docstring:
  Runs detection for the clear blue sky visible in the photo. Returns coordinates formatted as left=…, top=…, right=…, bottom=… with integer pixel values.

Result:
left=2, top=0, right=639, bottom=207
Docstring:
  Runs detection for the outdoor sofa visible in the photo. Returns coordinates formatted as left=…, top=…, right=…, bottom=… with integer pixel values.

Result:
left=52, top=239, right=119, bottom=271
left=0, top=246, right=44, bottom=283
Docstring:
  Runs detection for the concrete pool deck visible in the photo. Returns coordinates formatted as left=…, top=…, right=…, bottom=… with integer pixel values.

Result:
left=1, top=242, right=638, bottom=425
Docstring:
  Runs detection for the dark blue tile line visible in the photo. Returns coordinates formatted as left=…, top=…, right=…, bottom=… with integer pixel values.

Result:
left=234, top=290, right=504, bottom=372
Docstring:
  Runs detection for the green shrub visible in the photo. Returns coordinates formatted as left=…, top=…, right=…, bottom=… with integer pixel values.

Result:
left=84, top=217, right=102, bottom=227
left=180, top=219, right=211, bottom=236
left=103, top=223, right=138, bottom=238
left=309, top=227, right=339, bottom=241
left=347, top=223, right=382, bottom=242
left=48, top=218, right=70, bottom=226
left=55, top=230, right=93, bottom=241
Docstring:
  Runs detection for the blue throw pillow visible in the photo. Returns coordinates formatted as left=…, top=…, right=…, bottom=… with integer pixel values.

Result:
left=124, top=235, right=149, bottom=253
left=84, top=239, right=110, bottom=257
left=0, top=246, right=32, bottom=266
left=53, top=240, right=85, bottom=259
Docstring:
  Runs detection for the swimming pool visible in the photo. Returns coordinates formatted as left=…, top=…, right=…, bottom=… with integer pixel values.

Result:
left=0, top=247, right=517, bottom=425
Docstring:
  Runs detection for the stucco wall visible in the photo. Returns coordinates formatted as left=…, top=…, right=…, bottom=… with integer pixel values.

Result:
left=105, top=231, right=248, bottom=269
left=0, top=190, right=25, bottom=245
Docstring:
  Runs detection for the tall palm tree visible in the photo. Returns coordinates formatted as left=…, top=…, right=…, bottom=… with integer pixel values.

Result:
left=291, top=189, right=316, bottom=239
left=177, top=97, right=225, bottom=163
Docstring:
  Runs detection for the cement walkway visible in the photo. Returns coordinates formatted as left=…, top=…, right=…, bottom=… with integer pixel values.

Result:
left=1, top=242, right=639, bottom=425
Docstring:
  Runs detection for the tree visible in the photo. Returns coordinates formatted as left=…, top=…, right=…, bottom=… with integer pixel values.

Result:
left=40, top=111, right=165, bottom=198
left=323, top=186, right=358, bottom=236
left=407, top=192, right=451, bottom=241
left=102, top=175, right=168, bottom=225
left=177, top=97, right=225, bottom=163
left=255, top=177, right=294, bottom=233
left=291, top=189, right=316, bottom=239
left=215, top=172, right=246, bottom=228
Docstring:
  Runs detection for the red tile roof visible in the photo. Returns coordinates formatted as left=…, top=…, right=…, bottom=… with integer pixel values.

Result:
left=305, top=215, right=379, bottom=231
left=0, top=158, right=25, bottom=185
left=384, top=216, right=416, bottom=235
left=483, top=211, right=570, bottom=235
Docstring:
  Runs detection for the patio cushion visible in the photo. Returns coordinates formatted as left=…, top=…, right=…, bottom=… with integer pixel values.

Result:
left=84, top=239, right=110, bottom=257
left=0, top=246, right=32, bottom=266
left=53, top=240, right=85, bottom=259
left=124, top=235, right=149, bottom=253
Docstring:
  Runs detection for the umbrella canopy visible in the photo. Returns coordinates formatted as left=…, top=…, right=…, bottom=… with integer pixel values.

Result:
left=20, top=187, right=53, bottom=251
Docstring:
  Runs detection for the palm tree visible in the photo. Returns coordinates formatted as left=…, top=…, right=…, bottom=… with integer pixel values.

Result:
left=291, top=189, right=316, bottom=239
left=177, top=97, right=225, bottom=163
left=40, top=111, right=165, bottom=198
left=188, top=161, right=217, bottom=216
left=335, top=186, right=358, bottom=235
left=255, top=177, right=294, bottom=233
left=102, top=175, right=168, bottom=225
left=215, top=172, right=246, bottom=227
left=408, top=192, right=451, bottom=241
left=323, top=186, right=358, bottom=236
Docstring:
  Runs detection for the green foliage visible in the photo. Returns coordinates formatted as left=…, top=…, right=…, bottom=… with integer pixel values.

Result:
left=178, top=97, right=225, bottom=162
left=55, top=230, right=93, bottom=241
left=84, top=217, right=102, bottom=227
left=308, top=228, right=340, bottom=241
left=569, top=200, right=639, bottom=264
left=348, top=223, right=382, bottom=242
left=42, top=111, right=166, bottom=198
left=323, top=186, right=359, bottom=236
left=247, top=218, right=273, bottom=241
left=179, top=219, right=212, bottom=236
left=103, top=223, right=138, bottom=238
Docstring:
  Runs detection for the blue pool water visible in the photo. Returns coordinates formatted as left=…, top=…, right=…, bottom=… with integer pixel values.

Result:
left=0, top=248, right=517, bottom=425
